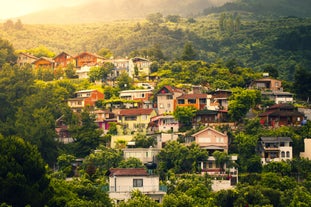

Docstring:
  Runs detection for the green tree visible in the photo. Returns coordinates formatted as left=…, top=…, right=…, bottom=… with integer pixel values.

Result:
left=116, top=72, right=133, bottom=90
left=118, top=157, right=144, bottom=168
left=132, top=133, right=157, bottom=148
left=26, top=45, right=55, bottom=58
left=228, top=88, right=261, bottom=122
left=146, top=12, right=163, bottom=25
left=69, top=110, right=102, bottom=157
left=0, top=38, right=17, bottom=67
left=173, top=106, right=197, bottom=132
left=119, top=190, right=160, bottom=207
left=212, top=151, right=230, bottom=173
left=97, top=48, right=113, bottom=59
left=0, top=135, right=52, bottom=207
left=181, top=42, right=197, bottom=61
left=293, top=66, right=311, bottom=101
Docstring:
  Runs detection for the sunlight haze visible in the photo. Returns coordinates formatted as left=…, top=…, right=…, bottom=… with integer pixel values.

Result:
left=0, top=0, right=88, bottom=19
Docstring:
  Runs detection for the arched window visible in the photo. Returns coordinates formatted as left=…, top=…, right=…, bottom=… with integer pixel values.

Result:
left=286, top=151, right=290, bottom=158
left=281, top=151, right=285, bottom=158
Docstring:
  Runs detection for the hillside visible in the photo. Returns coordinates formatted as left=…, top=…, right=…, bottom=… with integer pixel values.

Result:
left=203, top=0, right=311, bottom=18
left=14, top=0, right=233, bottom=24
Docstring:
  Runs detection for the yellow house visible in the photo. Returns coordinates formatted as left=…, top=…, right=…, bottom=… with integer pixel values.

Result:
left=117, top=108, right=157, bottom=135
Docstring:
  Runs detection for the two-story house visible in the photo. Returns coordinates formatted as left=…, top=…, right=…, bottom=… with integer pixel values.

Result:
left=67, top=89, right=104, bottom=112
left=17, top=52, right=38, bottom=67
left=189, top=127, right=238, bottom=186
left=104, top=58, right=129, bottom=80
left=149, top=115, right=179, bottom=133
left=74, top=52, right=105, bottom=68
left=117, top=108, right=157, bottom=134
left=53, top=51, right=73, bottom=68
left=128, top=57, right=151, bottom=79
left=259, top=103, right=305, bottom=127
left=119, top=89, right=153, bottom=109
left=249, top=78, right=282, bottom=91
left=261, top=91, right=294, bottom=104
left=176, top=93, right=213, bottom=110
left=258, top=137, right=293, bottom=164
left=155, top=85, right=184, bottom=115
left=107, top=168, right=166, bottom=203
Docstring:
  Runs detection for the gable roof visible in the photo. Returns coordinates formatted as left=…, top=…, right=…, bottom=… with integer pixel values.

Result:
left=107, top=168, right=148, bottom=176
left=119, top=108, right=154, bottom=116
left=18, top=52, right=38, bottom=60
left=191, top=127, right=227, bottom=137
left=53, top=51, right=72, bottom=60
left=156, top=85, right=183, bottom=95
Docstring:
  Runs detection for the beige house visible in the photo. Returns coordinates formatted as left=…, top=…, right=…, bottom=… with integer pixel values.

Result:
left=149, top=115, right=179, bottom=133
left=258, top=137, right=293, bottom=164
left=17, top=52, right=38, bottom=66
left=300, top=138, right=311, bottom=159
left=117, top=108, right=157, bottom=135
left=190, top=127, right=229, bottom=152
left=107, top=168, right=166, bottom=203
left=156, top=85, right=184, bottom=115
left=128, top=57, right=151, bottom=79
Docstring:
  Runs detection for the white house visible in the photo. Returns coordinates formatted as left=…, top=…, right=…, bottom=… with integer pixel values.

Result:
left=258, top=137, right=293, bottom=164
left=107, top=168, right=166, bottom=203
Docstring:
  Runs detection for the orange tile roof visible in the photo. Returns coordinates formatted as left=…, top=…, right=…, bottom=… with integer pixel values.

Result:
left=119, top=108, right=154, bottom=116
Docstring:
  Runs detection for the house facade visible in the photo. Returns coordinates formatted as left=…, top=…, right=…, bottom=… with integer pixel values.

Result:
left=259, top=103, right=305, bottom=127
left=117, top=108, right=157, bottom=134
left=92, top=110, right=116, bottom=133
left=32, top=57, right=55, bottom=69
left=190, top=127, right=229, bottom=152
left=17, top=52, right=38, bottom=66
left=67, top=89, right=104, bottom=112
left=300, top=138, right=311, bottom=159
left=176, top=94, right=213, bottom=110
left=53, top=51, right=73, bottom=68
left=74, top=52, right=105, bottom=68
left=149, top=115, right=179, bottom=133
left=258, top=137, right=293, bottom=164
left=262, top=91, right=294, bottom=104
left=156, top=85, right=184, bottom=115
left=128, top=57, right=151, bottom=79
left=123, top=147, right=161, bottom=164
left=107, top=168, right=166, bottom=203
left=249, top=78, right=282, bottom=91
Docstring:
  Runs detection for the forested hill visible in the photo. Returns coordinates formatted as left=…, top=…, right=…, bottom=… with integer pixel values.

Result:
left=203, top=0, right=311, bottom=18
left=13, top=0, right=232, bottom=24
left=1, top=14, right=311, bottom=81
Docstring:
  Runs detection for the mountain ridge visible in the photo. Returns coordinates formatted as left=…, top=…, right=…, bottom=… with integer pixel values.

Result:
left=13, top=0, right=233, bottom=24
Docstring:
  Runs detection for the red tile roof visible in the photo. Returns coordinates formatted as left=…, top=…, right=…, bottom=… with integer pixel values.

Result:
left=177, top=94, right=208, bottom=99
left=108, top=168, right=148, bottom=176
left=119, top=108, right=154, bottom=116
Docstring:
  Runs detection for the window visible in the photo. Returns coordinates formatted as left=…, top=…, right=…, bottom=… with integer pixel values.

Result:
left=281, top=151, right=285, bottom=158
left=286, top=151, right=290, bottom=158
left=178, top=99, right=185, bottom=104
left=125, top=116, right=137, bottom=121
left=167, top=95, right=173, bottom=100
left=188, top=99, right=196, bottom=104
left=133, top=179, right=143, bottom=187
left=159, top=103, right=164, bottom=109
left=216, top=137, right=224, bottom=143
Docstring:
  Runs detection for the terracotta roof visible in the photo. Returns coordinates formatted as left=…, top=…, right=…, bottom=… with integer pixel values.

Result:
left=32, top=57, right=55, bottom=64
left=107, top=168, right=148, bottom=176
left=19, top=52, right=38, bottom=59
left=74, top=52, right=105, bottom=59
left=119, top=108, right=154, bottom=116
left=177, top=93, right=208, bottom=99
left=53, top=51, right=72, bottom=59
left=259, top=110, right=304, bottom=117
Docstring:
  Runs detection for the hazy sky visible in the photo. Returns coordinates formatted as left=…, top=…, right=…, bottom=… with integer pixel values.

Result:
left=0, top=0, right=89, bottom=19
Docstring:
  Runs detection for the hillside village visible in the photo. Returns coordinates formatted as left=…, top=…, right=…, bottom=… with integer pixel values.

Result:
left=14, top=49, right=311, bottom=205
